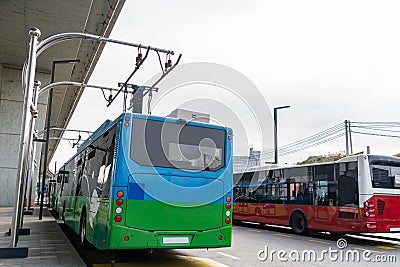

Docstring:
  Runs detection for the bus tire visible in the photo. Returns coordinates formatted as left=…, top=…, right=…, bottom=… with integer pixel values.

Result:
left=290, top=211, right=309, bottom=235
left=80, top=209, right=87, bottom=247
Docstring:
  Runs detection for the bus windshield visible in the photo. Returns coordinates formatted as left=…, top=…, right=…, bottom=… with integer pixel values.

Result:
left=130, top=118, right=225, bottom=171
left=369, top=156, right=400, bottom=189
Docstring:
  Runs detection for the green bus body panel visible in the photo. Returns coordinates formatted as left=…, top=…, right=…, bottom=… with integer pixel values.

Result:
left=58, top=196, right=231, bottom=250
left=124, top=200, right=223, bottom=231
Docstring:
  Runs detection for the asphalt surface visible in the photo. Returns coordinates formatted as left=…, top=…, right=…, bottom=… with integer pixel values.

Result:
left=59, top=220, right=400, bottom=267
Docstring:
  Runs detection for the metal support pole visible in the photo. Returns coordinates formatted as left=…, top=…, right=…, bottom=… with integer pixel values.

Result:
left=19, top=81, right=40, bottom=228
left=273, top=109, right=278, bottom=164
left=348, top=120, right=353, bottom=155
left=273, top=105, right=290, bottom=164
left=39, top=59, right=79, bottom=220
left=10, top=28, right=41, bottom=248
left=345, top=120, right=349, bottom=156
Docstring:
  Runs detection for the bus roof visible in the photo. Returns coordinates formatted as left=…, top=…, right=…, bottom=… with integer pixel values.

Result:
left=56, top=112, right=230, bottom=172
left=130, top=113, right=230, bottom=131
left=235, top=154, right=368, bottom=175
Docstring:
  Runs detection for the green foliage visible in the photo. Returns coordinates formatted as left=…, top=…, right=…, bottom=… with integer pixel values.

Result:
left=296, top=151, right=346, bottom=165
left=394, top=153, right=400, bottom=157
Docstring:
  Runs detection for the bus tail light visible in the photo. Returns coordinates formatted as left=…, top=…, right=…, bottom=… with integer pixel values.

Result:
left=225, top=195, right=231, bottom=224
left=364, top=199, right=376, bottom=218
left=217, top=235, right=223, bottom=240
left=116, top=207, right=122, bottom=214
left=117, top=190, right=124, bottom=198
left=114, top=215, right=122, bottom=222
left=116, top=199, right=123, bottom=206
left=364, top=201, right=374, bottom=208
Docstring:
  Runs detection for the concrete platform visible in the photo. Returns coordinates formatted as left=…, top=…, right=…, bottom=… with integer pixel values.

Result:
left=0, top=206, right=85, bottom=266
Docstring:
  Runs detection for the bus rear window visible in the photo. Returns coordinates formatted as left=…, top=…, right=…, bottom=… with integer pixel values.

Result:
left=130, top=118, right=225, bottom=171
left=370, top=156, right=400, bottom=189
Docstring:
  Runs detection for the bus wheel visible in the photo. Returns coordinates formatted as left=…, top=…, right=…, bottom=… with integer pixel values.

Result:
left=290, top=212, right=308, bottom=235
left=80, top=211, right=87, bottom=247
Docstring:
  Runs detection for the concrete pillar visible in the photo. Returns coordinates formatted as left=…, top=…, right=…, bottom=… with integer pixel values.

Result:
left=0, top=65, right=49, bottom=207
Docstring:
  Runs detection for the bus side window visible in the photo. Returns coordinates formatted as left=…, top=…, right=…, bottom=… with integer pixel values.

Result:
left=234, top=186, right=240, bottom=200
left=314, top=164, right=334, bottom=206
left=102, top=126, right=117, bottom=198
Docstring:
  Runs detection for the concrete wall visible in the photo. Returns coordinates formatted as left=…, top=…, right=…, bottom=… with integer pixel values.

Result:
left=0, top=65, right=49, bottom=206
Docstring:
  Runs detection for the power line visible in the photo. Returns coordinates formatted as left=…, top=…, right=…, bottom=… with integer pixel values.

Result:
left=259, top=123, right=344, bottom=157
left=351, top=125, right=400, bottom=133
left=352, top=131, right=400, bottom=139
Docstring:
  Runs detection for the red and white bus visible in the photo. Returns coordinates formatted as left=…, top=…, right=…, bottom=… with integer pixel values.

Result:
left=233, top=154, right=400, bottom=234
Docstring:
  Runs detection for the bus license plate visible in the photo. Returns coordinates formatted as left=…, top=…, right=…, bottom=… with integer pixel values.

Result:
left=162, top=237, right=189, bottom=244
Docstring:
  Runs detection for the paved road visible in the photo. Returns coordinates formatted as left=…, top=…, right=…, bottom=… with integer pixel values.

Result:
left=180, top=222, right=400, bottom=266
left=61, top=221, right=400, bottom=266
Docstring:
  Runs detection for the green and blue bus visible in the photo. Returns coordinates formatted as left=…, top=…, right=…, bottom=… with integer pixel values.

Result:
left=53, top=112, right=233, bottom=250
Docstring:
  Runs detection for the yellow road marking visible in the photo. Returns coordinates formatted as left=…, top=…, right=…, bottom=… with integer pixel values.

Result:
left=216, top=252, right=241, bottom=260
left=249, top=229, right=262, bottom=233
left=374, top=245, right=397, bottom=250
left=354, top=247, right=384, bottom=254
left=92, top=255, right=228, bottom=267
left=275, top=233, right=292, bottom=238
left=308, top=239, right=330, bottom=245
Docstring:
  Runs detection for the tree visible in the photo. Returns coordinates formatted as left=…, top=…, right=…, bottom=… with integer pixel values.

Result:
left=297, top=151, right=346, bottom=165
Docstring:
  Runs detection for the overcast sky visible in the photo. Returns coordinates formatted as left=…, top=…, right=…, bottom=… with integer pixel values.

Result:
left=50, top=0, right=400, bottom=171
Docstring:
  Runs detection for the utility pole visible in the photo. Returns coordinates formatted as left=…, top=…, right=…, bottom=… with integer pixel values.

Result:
left=345, top=120, right=349, bottom=156
left=274, top=105, right=290, bottom=164
left=348, top=120, right=353, bottom=155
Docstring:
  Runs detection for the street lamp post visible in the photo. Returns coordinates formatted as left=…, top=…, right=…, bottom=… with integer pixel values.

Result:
left=274, top=105, right=290, bottom=164
left=39, top=59, right=79, bottom=220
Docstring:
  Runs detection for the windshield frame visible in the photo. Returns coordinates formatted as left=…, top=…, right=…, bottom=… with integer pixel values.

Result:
left=129, top=117, right=226, bottom=171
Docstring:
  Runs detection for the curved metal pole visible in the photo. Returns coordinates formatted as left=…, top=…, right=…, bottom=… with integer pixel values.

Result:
left=39, top=81, right=122, bottom=97
left=10, top=28, right=41, bottom=248
left=37, top=32, right=174, bottom=57
left=23, top=32, right=176, bottom=94
left=37, top=127, right=93, bottom=136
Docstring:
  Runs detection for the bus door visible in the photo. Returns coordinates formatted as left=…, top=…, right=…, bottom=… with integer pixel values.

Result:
left=336, top=162, right=360, bottom=232
left=264, top=184, right=275, bottom=217
left=72, top=153, right=86, bottom=228
left=313, top=165, right=337, bottom=232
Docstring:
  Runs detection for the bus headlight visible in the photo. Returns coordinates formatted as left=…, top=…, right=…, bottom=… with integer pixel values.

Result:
left=365, top=211, right=370, bottom=217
